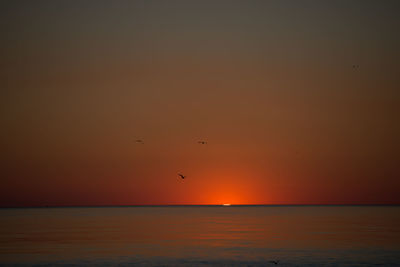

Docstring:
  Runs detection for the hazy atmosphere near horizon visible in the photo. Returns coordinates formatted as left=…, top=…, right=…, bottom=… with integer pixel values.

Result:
left=1, top=0, right=400, bottom=207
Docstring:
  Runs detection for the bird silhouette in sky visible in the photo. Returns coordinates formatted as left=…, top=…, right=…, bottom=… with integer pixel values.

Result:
left=135, top=139, right=144, bottom=144
left=352, top=64, right=359, bottom=68
left=178, top=173, right=186, bottom=179
left=269, top=260, right=279, bottom=265
left=198, top=141, right=207, bottom=144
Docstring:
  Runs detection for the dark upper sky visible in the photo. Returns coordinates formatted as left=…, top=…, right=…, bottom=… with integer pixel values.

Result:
left=1, top=0, right=399, bottom=206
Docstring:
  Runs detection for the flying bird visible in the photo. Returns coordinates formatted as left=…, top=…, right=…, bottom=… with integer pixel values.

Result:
left=352, top=64, right=359, bottom=68
left=269, top=260, right=279, bottom=265
left=198, top=141, right=207, bottom=144
left=135, top=139, right=144, bottom=144
left=178, top=173, right=186, bottom=179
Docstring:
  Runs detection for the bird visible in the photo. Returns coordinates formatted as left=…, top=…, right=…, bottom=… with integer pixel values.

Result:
left=135, top=139, right=144, bottom=144
left=352, top=64, right=359, bottom=68
left=198, top=141, right=207, bottom=144
left=269, top=260, right=279, bottom=265
left=178, top=173, right=186, bottom=179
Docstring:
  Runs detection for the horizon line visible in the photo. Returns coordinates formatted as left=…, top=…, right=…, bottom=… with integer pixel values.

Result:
left=1, top=204, right=399, bottom=209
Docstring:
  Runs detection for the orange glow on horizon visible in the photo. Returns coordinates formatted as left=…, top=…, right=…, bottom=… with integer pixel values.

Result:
left=191, top=167, right=269, bottom=205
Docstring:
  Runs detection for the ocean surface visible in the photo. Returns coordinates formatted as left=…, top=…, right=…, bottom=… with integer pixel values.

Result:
left=0, top=206, right=399, bottom=266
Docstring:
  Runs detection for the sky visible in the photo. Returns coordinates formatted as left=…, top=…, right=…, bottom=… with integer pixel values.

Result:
left=0, top=0, right=399, bottom=206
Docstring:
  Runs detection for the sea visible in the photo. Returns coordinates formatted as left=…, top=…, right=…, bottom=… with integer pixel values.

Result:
left=0, top=206, right=399, bottom=266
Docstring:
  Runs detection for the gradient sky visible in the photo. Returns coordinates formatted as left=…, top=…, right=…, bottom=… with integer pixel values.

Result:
left=1, top=0, right=399, bottom=206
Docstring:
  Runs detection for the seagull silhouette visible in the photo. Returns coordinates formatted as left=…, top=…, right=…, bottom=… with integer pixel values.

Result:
left=135, top=139, right=144, bottom=144
left=198, top=141, right=207, bottom=144
left=269, top=260, right=279, bottom=265
left=178, top=173, right=186, bottom=179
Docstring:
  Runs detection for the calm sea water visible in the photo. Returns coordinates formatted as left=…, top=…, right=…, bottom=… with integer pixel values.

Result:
left=0, top=206, right=399, bottom=266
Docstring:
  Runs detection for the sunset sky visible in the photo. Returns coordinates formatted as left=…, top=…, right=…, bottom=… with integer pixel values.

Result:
left=1, top=0, right=399, bottom=206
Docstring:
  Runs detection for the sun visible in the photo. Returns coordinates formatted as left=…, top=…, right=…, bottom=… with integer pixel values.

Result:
left=222, top=203, right=231, bottom=206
